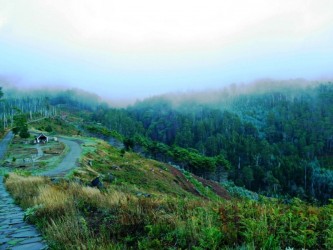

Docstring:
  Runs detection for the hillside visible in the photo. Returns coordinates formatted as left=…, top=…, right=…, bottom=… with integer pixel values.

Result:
left=84, top=81, right=333, bottom=204
left=1, top=81, right=333, bottom=248
left=3, top=133, right=333, bottom=249
left=2, top=81, right=333, bottom=204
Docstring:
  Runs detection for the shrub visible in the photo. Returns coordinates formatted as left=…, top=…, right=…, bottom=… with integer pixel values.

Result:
left=19, top=126, right=30, bottom=138
left=45, top=125, right=53, bottom=132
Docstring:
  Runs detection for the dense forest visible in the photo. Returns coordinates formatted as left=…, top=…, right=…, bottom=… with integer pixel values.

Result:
left=85, top=82, right=333, bottom=203
left=2, top=81, right=333, bottom=203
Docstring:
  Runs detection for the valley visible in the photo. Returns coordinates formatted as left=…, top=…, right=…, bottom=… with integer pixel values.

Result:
left=0, top=82, right=333, bottom=249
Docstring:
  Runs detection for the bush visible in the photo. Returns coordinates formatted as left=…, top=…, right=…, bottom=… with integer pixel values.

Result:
left=45, top=125, right=53, bottom=132
left=19, top=126, right=30, bottom=138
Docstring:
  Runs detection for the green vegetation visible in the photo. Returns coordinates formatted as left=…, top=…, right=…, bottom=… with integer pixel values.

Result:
left=30, top=117, right=81, bottom=136
left=2, top=81, right=333, bottom=248
left=86, top=83, right=333, bottom=204
left=12, top=113, right=30, bottom=138
left=4, top=139, right=333, bottom=249
left=3, top=135, right=66, bottom=172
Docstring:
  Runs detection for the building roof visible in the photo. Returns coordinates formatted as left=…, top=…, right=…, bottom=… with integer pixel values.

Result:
left=37, top=133, right=48, bottom=139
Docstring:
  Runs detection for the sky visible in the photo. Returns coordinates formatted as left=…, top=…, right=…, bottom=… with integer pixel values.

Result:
left=0, top=0, right=333, bottom=102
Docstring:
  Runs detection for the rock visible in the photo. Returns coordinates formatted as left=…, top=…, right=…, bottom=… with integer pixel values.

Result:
left=11, top=230, right=40, bottom=238
left=11, top=242, right=46, bottom=250
left=107, top=174, right=115, bottom=183
left=91, top=177, right=103, bottom=189
left=136, top=192, right=152, bottom=198
left=73, top=177, right=82, bottom=185
left=111, top=165, right=120, bottom=170
left=50, top=178, right=62, bottom=184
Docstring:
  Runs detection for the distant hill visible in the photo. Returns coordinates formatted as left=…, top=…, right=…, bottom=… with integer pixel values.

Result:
left=2, top=79, right=333, bottom=203
left=3, top=79, right=333, bottom=249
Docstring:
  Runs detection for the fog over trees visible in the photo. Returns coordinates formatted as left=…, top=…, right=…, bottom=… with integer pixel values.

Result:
left=1, top=79, right=333, bottom=203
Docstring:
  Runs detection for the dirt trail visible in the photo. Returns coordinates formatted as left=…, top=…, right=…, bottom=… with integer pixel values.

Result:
left=0, top=132, right=13, bottom=159
left=41, top=138, right=82, bottom=177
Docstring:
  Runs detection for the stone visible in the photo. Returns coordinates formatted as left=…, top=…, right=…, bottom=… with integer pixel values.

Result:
left=50, top=177, right=62, bottom=184
left=91, top=177, right=103, bottom=189
left=9, top=219, right=25, bottom=225
left=1, top=213, right=22, bottom=219
left=0, top=236, right=11, bottom=244
left=7, top=239, right=23, bottom=246
left=136, top=192, right=152, bottom=198
left=18, top=236, right=44, bottom=245
left=0, top=227, right=16, bottom=235
left=11, top=230, right=39, bottom=238
left=11, top=242, right=46, bottom=250
left=0, top=225, right=11, bottom=230
left=107, top=174, right=115, bottom=183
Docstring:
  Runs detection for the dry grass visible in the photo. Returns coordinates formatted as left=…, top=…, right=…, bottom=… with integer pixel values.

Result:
left=5, top=173, right=49, bottom=208
left=42, top=142, right=65, bottom=155
left=3, top=140, right=227, bottom=249
left=34, top=186, right=74, bottom=217
left=4, top=173, right=128, bottom=249
left=4, top=172, right=223, bottom=249
left=44, top=215, right=124, bottom=250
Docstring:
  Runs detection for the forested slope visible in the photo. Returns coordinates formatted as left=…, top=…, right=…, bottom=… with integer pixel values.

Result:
left=88, top=82, right=333, bottom=203
left=2, top=81, right=333, bottom=203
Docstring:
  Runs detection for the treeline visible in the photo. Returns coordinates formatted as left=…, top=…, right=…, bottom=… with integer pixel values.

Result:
left=0, top=86, right=58, bottom=138
left=0, top=86, right=104, bottom=132
left=88, top=82, right=333, bottom=203
left=5, top=81, right=332, bottom=203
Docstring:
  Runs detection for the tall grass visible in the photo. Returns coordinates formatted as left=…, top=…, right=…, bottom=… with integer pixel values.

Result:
left=4, top=173, right=223, bottom=249
left=5, top=173, right=49, bottom=208
left=4, top=167, right=333, bottom=249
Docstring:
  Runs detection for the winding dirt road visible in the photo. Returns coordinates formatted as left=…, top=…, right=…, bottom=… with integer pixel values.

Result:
left=41, top=138, right=82, bottom=177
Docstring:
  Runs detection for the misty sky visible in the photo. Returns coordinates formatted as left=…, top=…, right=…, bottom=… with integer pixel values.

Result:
left=0, top=0, right=333, bottom=101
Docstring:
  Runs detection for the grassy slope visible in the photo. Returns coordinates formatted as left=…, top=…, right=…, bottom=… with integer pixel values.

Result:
left=29, top=116, right=82, bottom=137
left=77, top=140, right=217, bottom=199
left=4, top=137, right=228, bottom=249
left=3, top=118, right=333, bottom=249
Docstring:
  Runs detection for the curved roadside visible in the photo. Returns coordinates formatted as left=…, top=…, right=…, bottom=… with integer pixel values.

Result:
left=0, top=131, right=14, bottom=159
left=40, top=138, right=82, bottom=177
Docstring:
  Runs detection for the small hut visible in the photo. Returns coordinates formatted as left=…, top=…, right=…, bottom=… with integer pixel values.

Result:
left=35, top=133, right=48, bottom=144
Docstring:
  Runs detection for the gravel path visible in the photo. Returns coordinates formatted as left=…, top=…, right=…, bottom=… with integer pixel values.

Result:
left=0, top=134, right=82, bottom=249
left=36, top=145, right=43, bottom=158
left=0, top=132, right=13, bottom=159
left=0, top=176, right=46, bottom=250
left=41, top=138, right=82, bottom=177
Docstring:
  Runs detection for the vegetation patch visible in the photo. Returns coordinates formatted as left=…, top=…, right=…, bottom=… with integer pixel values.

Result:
left=30, top=117, right=81, bottom=136
left=5, top=171, right=333, bottom=249
left=4, top=136, right=67, bottom=172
